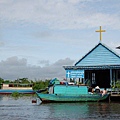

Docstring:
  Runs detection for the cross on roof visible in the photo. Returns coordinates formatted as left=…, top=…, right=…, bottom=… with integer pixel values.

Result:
left=95, top=26, right=106, bottom=41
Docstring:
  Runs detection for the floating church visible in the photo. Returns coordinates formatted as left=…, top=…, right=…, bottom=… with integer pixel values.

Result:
left=63, top=26, right=120, bottom=88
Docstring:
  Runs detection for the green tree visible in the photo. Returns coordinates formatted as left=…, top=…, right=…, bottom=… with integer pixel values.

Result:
left=116, top=81, right=120, bottom=88
left=14, top=78, right=30, bottom=84
left=0, top=77, right=4, bottom=84
left=19, top=78, right=30, bottom=83
left=4, top=80, right=10, bottom=84
left=0, top=78, right=4, bottom=89
left=32, top=80, right=49, bottom=90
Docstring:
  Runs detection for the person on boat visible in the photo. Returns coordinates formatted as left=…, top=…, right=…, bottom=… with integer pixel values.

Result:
left=102, top=88, right=107, bottom=96
left=88, top=87, right=94, bottom=94
left=95, top=86, right=100, bottom=94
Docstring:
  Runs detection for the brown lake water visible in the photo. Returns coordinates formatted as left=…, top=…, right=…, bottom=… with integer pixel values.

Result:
left=0, top=95, right=120, bottom=120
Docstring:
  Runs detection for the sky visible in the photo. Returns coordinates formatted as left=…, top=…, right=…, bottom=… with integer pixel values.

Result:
left=0, top=0, right=120, bottom=80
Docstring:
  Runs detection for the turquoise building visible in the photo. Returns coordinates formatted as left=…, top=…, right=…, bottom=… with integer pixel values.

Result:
left=63, top=42, right=120, bottom=88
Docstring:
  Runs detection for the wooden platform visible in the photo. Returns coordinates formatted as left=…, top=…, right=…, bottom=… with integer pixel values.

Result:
left=111, top=93, right=120, bottom=97
left=108, top=90, right=120, bottom=101
left=110, top=89, right=120, bottom=96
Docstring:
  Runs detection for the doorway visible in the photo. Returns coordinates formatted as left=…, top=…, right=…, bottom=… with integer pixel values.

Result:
left=96, top=70, right=110, bottom=88
left=85, top=70, right=110, bottom=88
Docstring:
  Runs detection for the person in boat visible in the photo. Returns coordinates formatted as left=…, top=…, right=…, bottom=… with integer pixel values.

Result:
left=95, top=86, right=100, bottom=94
left=102, top=88, right=107, bottom=96
left=88, top=87, right=94, bottom=94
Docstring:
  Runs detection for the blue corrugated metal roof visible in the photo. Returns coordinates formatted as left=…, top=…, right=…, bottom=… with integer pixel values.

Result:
left=63, top=65, right=120, bottom=70
left=75, top=42, right=120, bottom=66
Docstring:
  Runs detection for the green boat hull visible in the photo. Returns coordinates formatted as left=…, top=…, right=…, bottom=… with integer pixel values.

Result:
left=36, top=92, right=109, bottom=103
left=36, top=80, right=109, bottom=103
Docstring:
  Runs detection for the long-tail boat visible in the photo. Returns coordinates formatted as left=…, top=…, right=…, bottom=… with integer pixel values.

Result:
left=36, top=78, right=109, bottom=103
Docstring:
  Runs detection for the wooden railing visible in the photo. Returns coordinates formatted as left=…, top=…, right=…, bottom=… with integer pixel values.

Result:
left=109, top=88, right=120, bottom=96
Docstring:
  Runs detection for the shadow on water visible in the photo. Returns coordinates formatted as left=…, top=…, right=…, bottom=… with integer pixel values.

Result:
left=0, top=95, right=120, bottom=120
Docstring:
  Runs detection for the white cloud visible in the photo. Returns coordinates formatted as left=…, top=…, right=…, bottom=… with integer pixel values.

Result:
left=38, top=60, right=50, bottom=66
left=0, top=0, right=120, bottom=80
left=0, top=56, right=75, bottom=80
left=0, top=0, right=120, bottom=30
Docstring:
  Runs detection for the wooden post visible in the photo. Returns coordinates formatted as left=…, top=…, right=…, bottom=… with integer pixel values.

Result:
left=109, top=94, right=111, bottom=103
left=110, top=69, right=112, bottom=87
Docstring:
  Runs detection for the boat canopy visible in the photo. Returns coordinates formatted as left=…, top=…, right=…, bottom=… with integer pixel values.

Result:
left=49, top=78, right=60, bottom=86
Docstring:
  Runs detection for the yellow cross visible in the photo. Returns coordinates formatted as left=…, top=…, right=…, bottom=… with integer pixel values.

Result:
left=95, top=26, right=106, bottom=41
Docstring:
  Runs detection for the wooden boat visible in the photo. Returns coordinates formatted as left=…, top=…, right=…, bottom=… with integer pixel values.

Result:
left=36, top=79, right=109, bottom=103
left=0, top=83, right=35, bottom=94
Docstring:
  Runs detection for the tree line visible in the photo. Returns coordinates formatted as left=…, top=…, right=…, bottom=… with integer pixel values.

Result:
left=0, top=77, right=50, bottom=90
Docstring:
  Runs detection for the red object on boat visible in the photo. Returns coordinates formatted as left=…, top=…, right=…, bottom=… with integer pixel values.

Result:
left=32, top=99, right=37, bottom=103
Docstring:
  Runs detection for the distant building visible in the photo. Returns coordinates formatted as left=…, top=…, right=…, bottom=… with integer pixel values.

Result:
left=63, top=42, right=120, bottom=88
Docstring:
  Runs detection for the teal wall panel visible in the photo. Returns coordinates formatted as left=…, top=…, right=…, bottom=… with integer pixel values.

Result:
left=54, top=85, right=88, bottom=95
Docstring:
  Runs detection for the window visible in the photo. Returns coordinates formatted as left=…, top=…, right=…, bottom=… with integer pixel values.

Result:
left=92, top=73, right=96, bottom=84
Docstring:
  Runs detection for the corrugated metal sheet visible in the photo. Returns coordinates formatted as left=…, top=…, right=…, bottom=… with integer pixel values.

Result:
left=63, top=65, right=120, bottom=70
left=75, top=43, right=120, bottom=66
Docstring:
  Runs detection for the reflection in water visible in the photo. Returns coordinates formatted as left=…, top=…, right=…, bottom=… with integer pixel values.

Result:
left=40, top=102, right=120, bottom=120
left=46, top=103, right=89, bottom=119
left=0, top=95, right=120, bottom=120
left=87, top=102, right=120, bottom=120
